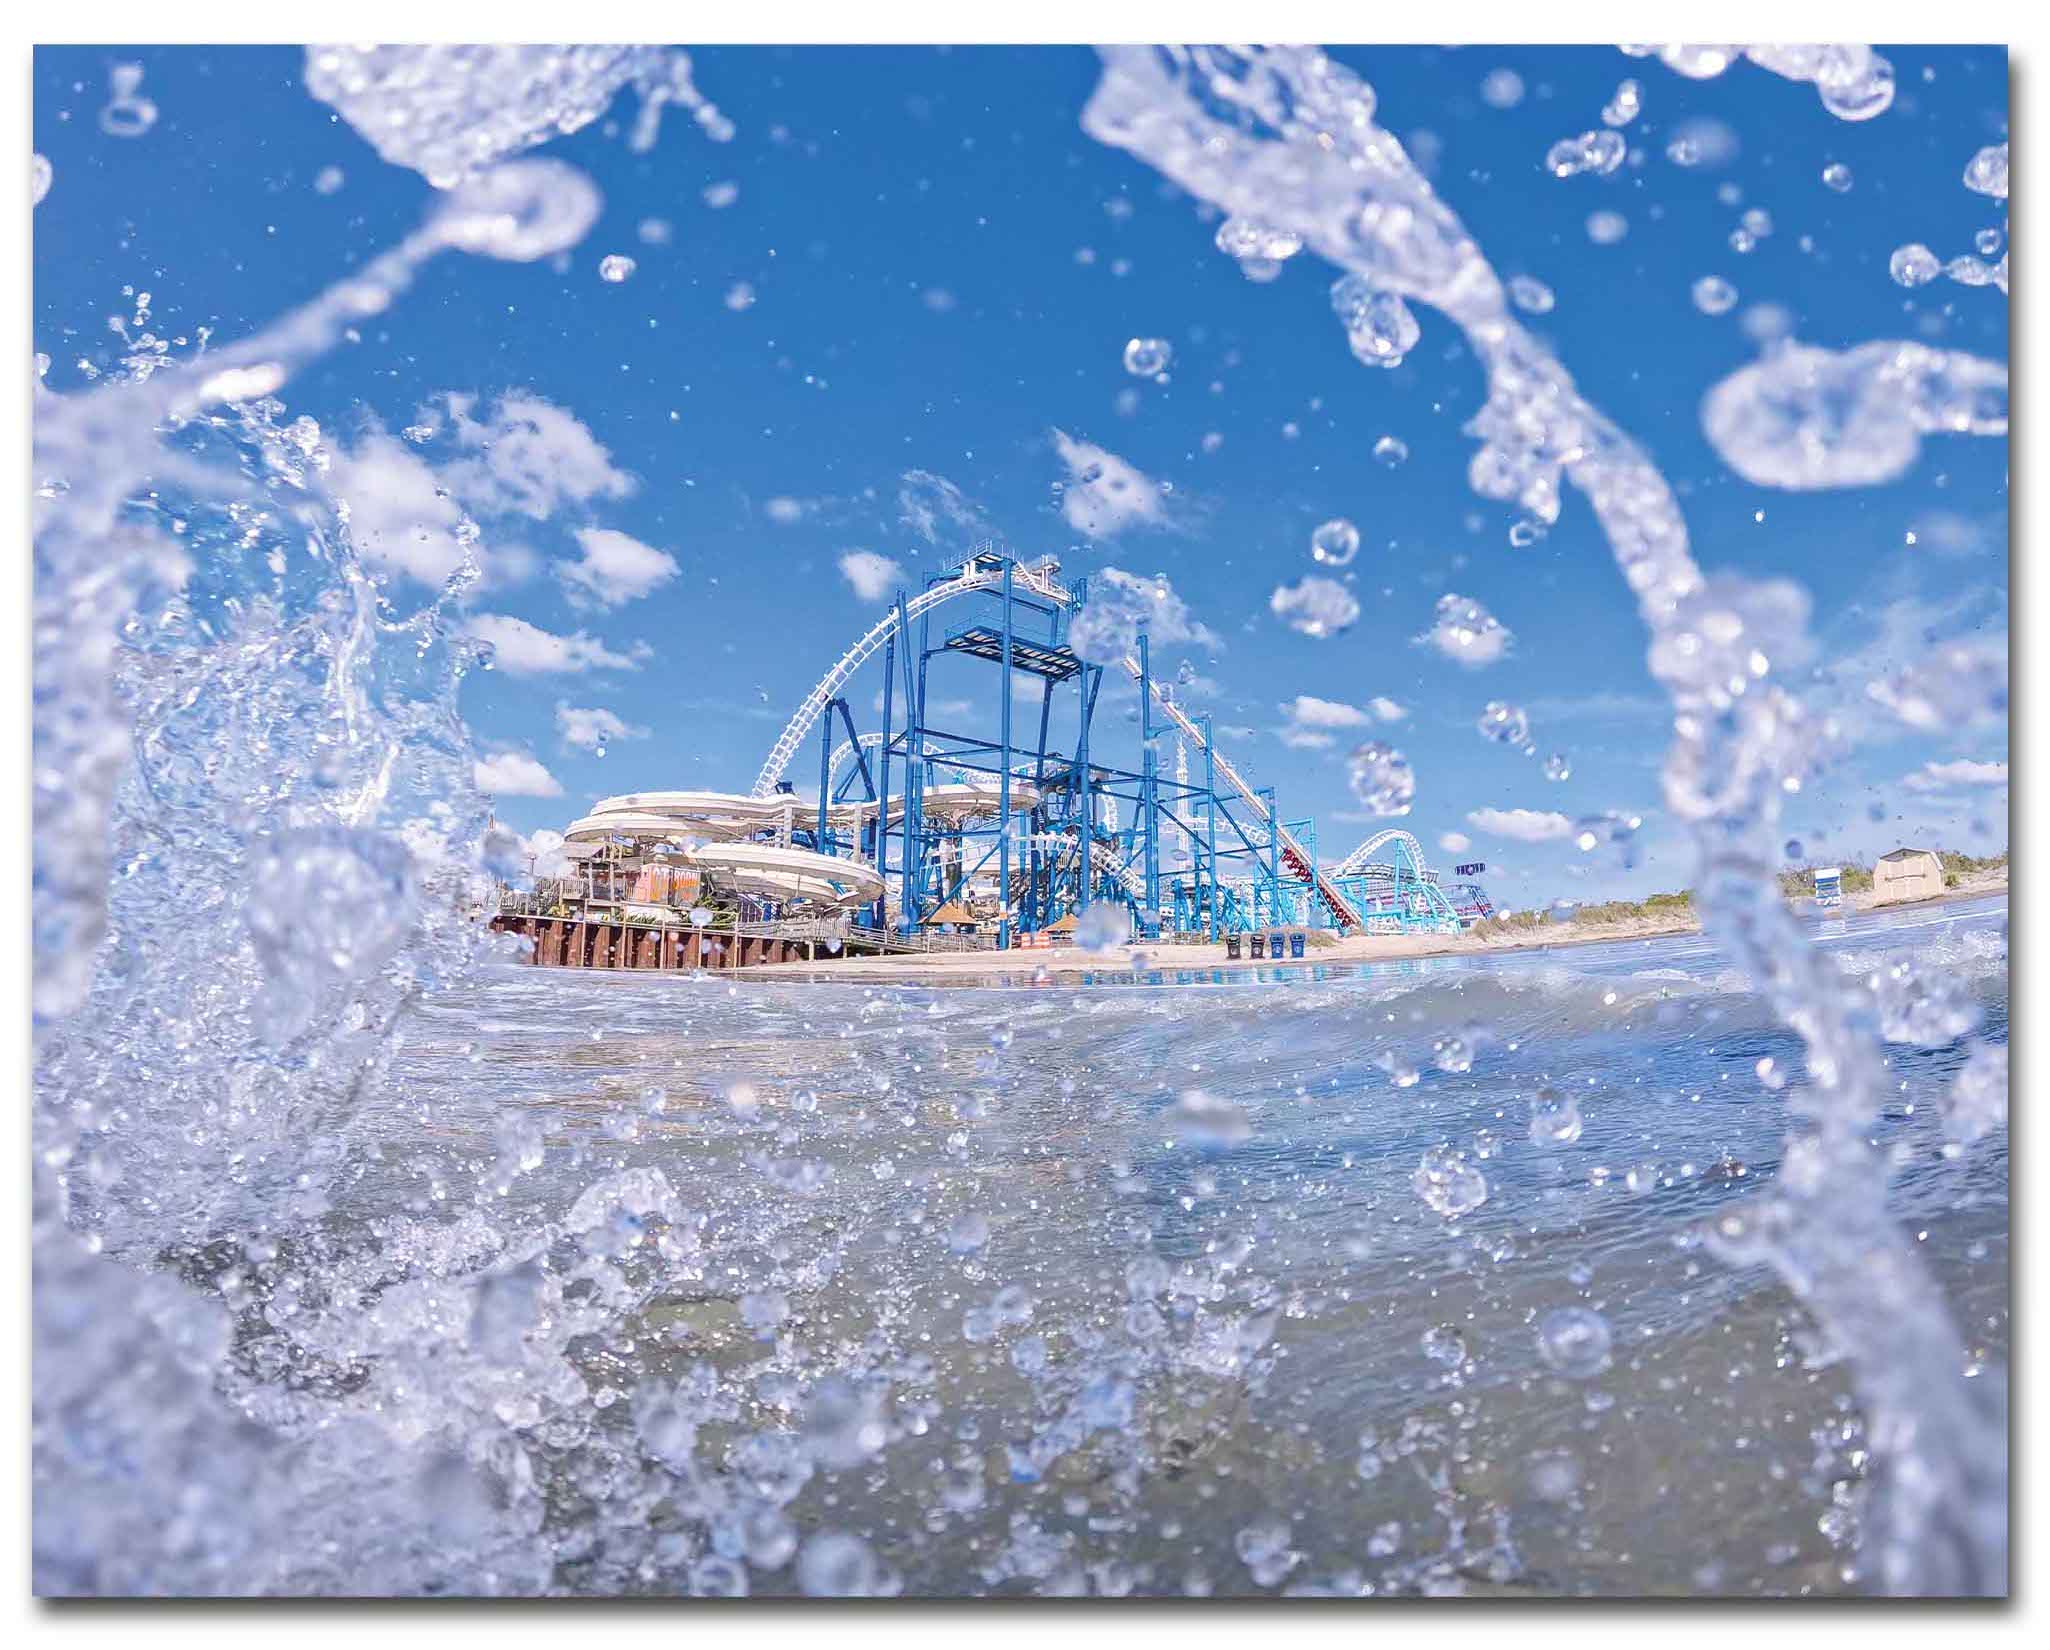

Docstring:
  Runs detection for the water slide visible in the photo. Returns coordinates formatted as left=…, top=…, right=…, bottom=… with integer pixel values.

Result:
left=562, top=795, right=887, bottom=910
left=560, top=779, right=1034, bottom=913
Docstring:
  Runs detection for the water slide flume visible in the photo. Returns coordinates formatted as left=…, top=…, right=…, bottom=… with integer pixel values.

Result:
left=560, top=783, right=1043, bottom=913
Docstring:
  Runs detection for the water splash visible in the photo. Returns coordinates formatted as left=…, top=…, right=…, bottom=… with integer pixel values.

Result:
left=304, top=45, right=731, bottom=188
left=1627, top=44, right=1896, bottom=122
left=1081, top=43, right=2004, bottom=1593
left=1701, top=341, right=2006, bottom=490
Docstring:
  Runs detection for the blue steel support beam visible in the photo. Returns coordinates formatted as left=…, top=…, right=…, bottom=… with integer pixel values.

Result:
left=998, top=558, right=1013, bottom=950
left=874, top=634, right=896, bottom=930
left=1139, top=631, right=1160, bottom=937
left=1203, top=713, right=1219, bottom=942
left=1261, top=785, right=1279, bottom=925
left=898, top=595, right=922, bottom=932
left=816, top=700, right=833, bottom=850
left=1076, top=663, right=1093, bottom=915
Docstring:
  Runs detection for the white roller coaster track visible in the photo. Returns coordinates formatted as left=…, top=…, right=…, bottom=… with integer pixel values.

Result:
left=753, top=557, right=1364, bottom=929
left=752, top=556, right=1073, bottom=799
left=1333, top=828, right=1431, bottom=879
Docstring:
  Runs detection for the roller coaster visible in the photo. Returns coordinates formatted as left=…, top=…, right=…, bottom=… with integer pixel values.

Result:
left=553, top=546, right=1492, bottom=948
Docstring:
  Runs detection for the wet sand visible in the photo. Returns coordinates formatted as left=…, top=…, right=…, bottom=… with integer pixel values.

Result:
left=739, top=871, right=2008, bottom=983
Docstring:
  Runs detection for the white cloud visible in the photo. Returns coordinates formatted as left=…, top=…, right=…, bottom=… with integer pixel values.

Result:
left=1366, top=696, right=1409, bottom=722
left=442, top=392, right=634, bottom=520
left=1283, top=695, right=1371, bottom=729
left=1276, top=727, right=1336, bottom=750
left=327, top=430, right=472, bottom=587
left=839, top=550, right=904, bottom=602
left=898, top=469, right=989, bottom=544
left=1439, top=831, right=1472, bottom=854
left=1467, top=806, right=1574, bottom=843
left=555, top=702, right=649, bottom=751
left=516, top=827, right=574, bottom=879
left=764, top=496, right=807, bottom=524
left=1905, top=509, right=2000, bottom=557
left=1902, top=758, right=2008, bottom=792
left=1417, top=593, right=1513, bottom=667
left=474, top=750, right=563, bottom=798
left=466, top=613, right=647, bottom=676
left=1051, top=428, right=1169, bottom=539
left=1068, top=567, right=1221, bottom=665
left=556, top=526, right=679, bottom=610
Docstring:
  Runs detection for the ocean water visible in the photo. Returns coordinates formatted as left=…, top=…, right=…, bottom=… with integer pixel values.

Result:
left=338, top=894, right=2006, bottom=1596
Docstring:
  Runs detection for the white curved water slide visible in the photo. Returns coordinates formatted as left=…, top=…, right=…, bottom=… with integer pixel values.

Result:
left=752, top=558, right=1366, bottom=930
left=563, top=793, right=887, bottom=911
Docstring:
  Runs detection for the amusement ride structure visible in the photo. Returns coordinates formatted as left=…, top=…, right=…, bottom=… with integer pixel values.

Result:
left=553, top=547, right=1492, bottom=949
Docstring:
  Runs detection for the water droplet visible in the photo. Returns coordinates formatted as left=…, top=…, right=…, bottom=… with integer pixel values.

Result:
left=1345, top=740, right=1415, bottom=817
left=1372, top=434, right=1410, bottom=466
left=1542, top=753, right=1571, bottom=781
left=1167, top=1089, right=1253, bottom=1150
left=32, top=152, right=52, bottom=207
left=1476, top=700, right=1531, bottom=747
left=1270, top=576, right=1359, bottom=639
left=1214, top=216, right=1302, bottom=264
left=1963, top=143, right=2008, bottom=201
left=1528, top=1086, right=1584, bottom=1146
left=598, top=253, right=637, bottom=283
left=1536, top=1306, right=1613, bottom=1378
left=1869, top=955, right=1981, bottom=1047
left=1528, top=1450, right=1583, bottom=1501
left=1890, top=243, right=1942, bottom=288
left=1310, top=517, right=1361, bottom=566
left=1822, top=161, right=1854, bottom=193
left=1479, top=68, right=1524, bottom=110
left=1421, top=593, right=1512, bottom=666
left=1585, top=209, right=1629, bottom=245
left=1331, top=279, right=1421, bottom=368
left=1545, top=129, right=1626, bottom=179
left=1413, top=1145, right=1488, bottom=1217
left=703, top=179, right=740, bottom=208
left=99, top=63, right=159, bottom=138
left=797, top=1530, right=887, bottom=1597
left=1122, top=336, right=1173, bottom=376
left=1942, top=1042, right=2008, bottom=1142
left=1692, top=275, right=1738, bottom=315
left=725, top=281, right=757, bottom=311
left=1601, top=80, right=1642, bottom=128
left=1507, top=274, right=1555, bottom=315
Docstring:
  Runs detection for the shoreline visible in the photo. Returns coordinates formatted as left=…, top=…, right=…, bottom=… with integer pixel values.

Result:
left=734, top=874, right=2008, bottom=983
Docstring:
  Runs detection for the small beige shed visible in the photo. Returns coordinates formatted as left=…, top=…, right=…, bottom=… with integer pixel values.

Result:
left=1872, top=848, right=1944, bottom=906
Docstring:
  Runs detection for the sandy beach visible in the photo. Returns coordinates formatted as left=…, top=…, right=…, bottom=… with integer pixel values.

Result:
left=738, top=868, right=2009, bottom=981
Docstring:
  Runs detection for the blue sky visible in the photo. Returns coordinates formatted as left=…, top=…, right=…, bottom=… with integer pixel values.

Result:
left=33, top=44, right=2009, bottom=905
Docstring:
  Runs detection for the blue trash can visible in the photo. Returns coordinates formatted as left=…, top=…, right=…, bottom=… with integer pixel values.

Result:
left=1269, top=932, right=1286, bottom=961
left=1289, top=931, right=1306, bottom=959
